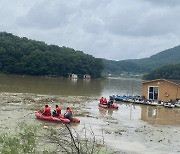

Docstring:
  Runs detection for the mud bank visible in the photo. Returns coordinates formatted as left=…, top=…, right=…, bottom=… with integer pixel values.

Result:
left=0, top=92, right=180, bottom=154
left=86, top=101, right=180, bottom=154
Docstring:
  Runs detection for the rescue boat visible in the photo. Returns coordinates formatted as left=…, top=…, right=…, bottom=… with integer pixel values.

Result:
left=35, top=112, right=80, bottom=123
left=98, top=103, right=118, bottom=109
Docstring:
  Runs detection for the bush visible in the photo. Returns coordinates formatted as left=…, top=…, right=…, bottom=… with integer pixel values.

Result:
left=0, top=122, right=108, bottom=154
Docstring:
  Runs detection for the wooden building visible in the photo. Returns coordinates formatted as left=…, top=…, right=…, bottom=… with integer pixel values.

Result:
left=142, top=79, right=180, bottom=101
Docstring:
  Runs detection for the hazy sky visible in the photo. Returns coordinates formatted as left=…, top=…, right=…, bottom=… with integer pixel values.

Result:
left=1, top=0, right=180, bottom=60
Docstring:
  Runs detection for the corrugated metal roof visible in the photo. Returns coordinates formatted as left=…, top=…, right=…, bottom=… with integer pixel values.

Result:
left=143, top=78, right=180, bottom=86
left=168, top=79, right=180, bottom=85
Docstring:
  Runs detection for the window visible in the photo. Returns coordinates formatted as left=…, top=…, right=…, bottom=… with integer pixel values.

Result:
left=148, top=86, right=158, bottom=100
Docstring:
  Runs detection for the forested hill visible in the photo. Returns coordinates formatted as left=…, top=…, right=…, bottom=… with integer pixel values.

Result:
left=0, top=32, right=104, bottom=78
left=103, top=45, right=180, bottom=76
left=143, top=63, right=180, bottom=80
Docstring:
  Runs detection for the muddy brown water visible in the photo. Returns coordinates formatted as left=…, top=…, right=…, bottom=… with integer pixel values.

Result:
left=0, top=74, right=180, bottom=154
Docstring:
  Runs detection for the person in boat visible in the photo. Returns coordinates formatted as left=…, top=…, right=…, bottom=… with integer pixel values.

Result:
left=64, top=107, right=74, bottom=122
left=52, top=105, right=61, bottom=117
left=42, top=105, right=51, bottom=116
left=107, top=99, right=113, bottom=108
left=102, top=98, right=108, bottom=105
left=99, top=97, right=104, bottom=104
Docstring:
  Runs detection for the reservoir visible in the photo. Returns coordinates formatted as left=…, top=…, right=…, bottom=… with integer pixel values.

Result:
left=0, top=74, right=179, bottom=153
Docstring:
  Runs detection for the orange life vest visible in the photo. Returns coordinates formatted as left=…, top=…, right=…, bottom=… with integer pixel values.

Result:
left=100, top=97, right=104, bottom=103
left=44, top=107, right=51, bottom=116
left=56, top=107, right=61, bottom=115
left=102, top=98, right=107, bottom=105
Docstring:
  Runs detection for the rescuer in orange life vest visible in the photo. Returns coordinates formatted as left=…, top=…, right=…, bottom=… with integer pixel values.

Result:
left=53, top=105, right=61, bottom=117
left=42, top=105, right=51, bottom=116
left=102, top=98, right=108, bottom=105
left=99, top=97, right=104, bottom=104
left=64, top=107, right=73, bottom=122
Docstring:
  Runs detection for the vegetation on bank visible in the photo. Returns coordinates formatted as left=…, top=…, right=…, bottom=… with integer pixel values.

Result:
left=143, top=63, right=180, bottom=80
left=0, top=122, right=111, bottom=154
left=0, top=32, right=104, bottom=78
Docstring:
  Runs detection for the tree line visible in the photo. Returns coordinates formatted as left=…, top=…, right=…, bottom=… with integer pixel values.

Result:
left=143, top=63, right=180, bottom=80
left=0, top=32, right=104, bottom=78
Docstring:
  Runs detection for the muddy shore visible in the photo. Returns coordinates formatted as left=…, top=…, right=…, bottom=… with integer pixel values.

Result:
left=0, top=92, right=180, bottom=154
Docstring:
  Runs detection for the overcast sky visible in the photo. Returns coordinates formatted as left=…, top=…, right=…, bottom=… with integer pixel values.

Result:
left=1, top=0, right=180, bottom=60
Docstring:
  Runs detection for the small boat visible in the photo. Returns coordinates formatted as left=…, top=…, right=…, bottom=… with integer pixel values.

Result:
left=164, top=103, right=175, bottom=108
left=145, top=100, right=160, bottom=106
left=98, top=103, right=118, bottom=109
left=110, top=95, right=124, bottom=101
left=36, top=112, right=71, bottom=124
left=175, top=103, right=180, bottom=108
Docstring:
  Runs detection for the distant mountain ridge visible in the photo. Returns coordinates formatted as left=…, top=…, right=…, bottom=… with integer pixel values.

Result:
left=103, top=45, right=180, bottom=76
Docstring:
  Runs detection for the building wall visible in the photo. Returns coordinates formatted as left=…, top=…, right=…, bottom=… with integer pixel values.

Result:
left=83, top=74, right=91, bottom=79
left=142, top=80, right=180, bottom=101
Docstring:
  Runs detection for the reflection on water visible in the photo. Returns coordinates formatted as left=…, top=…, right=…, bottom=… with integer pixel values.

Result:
left=0, top=74, right=102, bottom=96
left=98, top=107, right=116, bottom=117
left=98, top=102, right=180, bottom=126
left=70, top=78, right=78, bottom=85
left=141, top=106, right=180, bottom=125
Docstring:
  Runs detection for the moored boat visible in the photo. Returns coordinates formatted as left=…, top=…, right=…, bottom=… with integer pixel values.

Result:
left=110, top=95, right=125, bottom=101
left=175, top=103, right=180, bottom=108
left=175, top=100, right=180, bottom=108
left=164, top=103, right=175, bottom=108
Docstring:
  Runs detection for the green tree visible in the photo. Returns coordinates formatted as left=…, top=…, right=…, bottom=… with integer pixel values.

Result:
left=0, top=32, right=104, bottom=78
